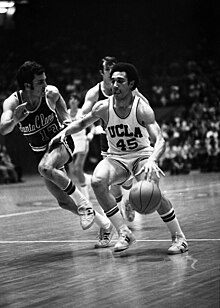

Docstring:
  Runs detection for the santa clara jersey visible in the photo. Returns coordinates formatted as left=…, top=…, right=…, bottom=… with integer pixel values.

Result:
left=16, top=91, right=62, bottom=152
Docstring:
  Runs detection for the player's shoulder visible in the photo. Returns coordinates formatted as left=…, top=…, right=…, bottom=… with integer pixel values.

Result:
left=137, top=96, right=154, bottom=119
left=85, top=83, right=99, bottom=99
left=3, top=92, right=18, bottom=107
left=45, top=85, right=61, bottom=106
left=138, top=97, right=152, bottom=110
left=45, top=85, right=59, bottom=97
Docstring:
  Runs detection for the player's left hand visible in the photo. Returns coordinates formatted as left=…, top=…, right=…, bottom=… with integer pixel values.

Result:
left=135, top=160, right=165, bottom=181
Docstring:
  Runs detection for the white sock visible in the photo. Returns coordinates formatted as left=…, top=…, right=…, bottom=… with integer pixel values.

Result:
left=160, top=208, right=185, bottom=238
left=80, top=184, right=90, bottom=200
left=106, top=208, right=127, bottom=232
left=94, top=211, right=111, bottom=229
left=166, top=218, right=185, bottom=238
left=72, top=187, right=92, bottom=209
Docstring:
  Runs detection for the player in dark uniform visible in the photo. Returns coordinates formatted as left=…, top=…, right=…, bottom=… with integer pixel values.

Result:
left=0, top=61, right=111, bottom=232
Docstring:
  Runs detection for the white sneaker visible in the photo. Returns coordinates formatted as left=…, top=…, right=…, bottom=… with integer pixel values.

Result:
left=114, top=226, right=136, bottom=252
left=78, top=206, right=95, bottom=230
left=168, top=233, right=189, bottom=254
left=94, top=224, right=114, bottom=249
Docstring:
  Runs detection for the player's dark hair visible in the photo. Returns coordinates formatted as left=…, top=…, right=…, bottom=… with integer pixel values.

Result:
left=16, top=61, right=45, bottom=90
left=110, top=62, right=139, bottom=90
left=69, top=92, right=80, bottom=101
left=99, top=56, right=117, bottom=73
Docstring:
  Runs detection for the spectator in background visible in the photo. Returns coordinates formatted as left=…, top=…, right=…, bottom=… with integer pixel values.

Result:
left=0, top=144, right=18, bottom=183
left=66, top=92, right=94, bottom=199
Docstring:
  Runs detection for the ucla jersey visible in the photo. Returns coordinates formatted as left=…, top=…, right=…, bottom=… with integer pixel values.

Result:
left=16, top=91, right=62, bottom=152
left=106, top=96, right=153, bottom=155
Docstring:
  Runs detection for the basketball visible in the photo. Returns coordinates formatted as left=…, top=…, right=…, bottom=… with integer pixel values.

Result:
left=129, top=180, right=161, bottom=214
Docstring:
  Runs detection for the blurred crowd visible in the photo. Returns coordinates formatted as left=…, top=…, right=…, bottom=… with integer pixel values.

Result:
left=0, top=32, right=219, bottom=181
left=0, top=144, right=21, bottom=184
left=160, top=97, right=220, bottom=174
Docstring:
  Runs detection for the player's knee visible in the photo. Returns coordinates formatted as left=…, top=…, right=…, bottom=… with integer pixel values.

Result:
left=157, top=195, right=172, bottom=215
left=91, top=175, right=107, bottom=192
left=38, top=161, right=53, bottom=178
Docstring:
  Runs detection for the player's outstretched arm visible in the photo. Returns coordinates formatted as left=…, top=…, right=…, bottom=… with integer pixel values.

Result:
left=81, top=85, right=99, bottom=115
left=48, top=111, right=98, bottom=149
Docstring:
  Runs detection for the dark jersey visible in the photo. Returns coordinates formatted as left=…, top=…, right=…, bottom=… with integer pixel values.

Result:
left=97, top=83, right=110, bottom=154
left=98, top=83, right=109, bottom=101
left=16, top=91, right=62, bottom=152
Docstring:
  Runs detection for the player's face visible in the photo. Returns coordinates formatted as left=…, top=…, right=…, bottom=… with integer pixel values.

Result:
left=111, top=71, right=131, bottom=99
left=102, top=61, right=115, bottom=80
left=31, top=73, right=47, bottom=97
left=69, top=96, right=79, bottom=111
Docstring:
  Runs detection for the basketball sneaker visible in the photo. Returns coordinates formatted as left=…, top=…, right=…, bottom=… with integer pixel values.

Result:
left=94, top=224, right=115, bottom=248
left=114, top=225, right=136, bottom=252
left=78, top=205, right=95, bottom=230
left=168, top=233, right=189, bottom=254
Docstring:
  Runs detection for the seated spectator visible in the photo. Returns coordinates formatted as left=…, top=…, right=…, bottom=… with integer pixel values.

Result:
left=0, top=145, right=18, bottom=183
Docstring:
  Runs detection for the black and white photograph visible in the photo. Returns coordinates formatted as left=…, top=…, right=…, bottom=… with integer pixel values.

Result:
left=0, top=1, right=219, bottom=307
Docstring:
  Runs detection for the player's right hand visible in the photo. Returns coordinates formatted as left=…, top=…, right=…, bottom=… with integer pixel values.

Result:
left=13, top=102, right=30, bottom=123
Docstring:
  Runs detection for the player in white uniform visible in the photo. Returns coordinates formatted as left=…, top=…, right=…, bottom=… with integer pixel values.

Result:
left=66, top=93, right=91, bottom=199
left=81, top=56, right=134, bottom=248
left=82, top=56, right=149, bottom=230
left=49, top=62, right=188, bottom=254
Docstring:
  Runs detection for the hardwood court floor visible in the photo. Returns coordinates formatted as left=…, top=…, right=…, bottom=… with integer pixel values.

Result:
left=0, top=171, right=219, bottom=308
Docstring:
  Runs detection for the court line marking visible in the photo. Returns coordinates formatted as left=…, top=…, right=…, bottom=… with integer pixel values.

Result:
left=0, top=182, right=219, bottom=219
left=0, top=239, right=219, bottom=244
left=162, top=182, right=220, bottom=193
left=0, top=207, right=59, bottom=218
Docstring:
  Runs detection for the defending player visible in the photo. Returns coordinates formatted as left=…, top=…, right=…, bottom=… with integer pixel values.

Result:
left=0, top=60, right=112, bottom=233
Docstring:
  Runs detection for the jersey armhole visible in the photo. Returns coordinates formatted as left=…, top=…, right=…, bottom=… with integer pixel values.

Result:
left=16, top=91, right=23, bottom=105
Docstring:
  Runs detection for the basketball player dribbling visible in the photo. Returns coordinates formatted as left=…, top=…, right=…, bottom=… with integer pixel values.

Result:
left=49, top=62, right=189, bottom=254
left=81, top=56, right=151, bottom=248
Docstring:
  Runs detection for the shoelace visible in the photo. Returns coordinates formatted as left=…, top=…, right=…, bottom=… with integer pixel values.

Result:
left=103, top=232, right=111, bottom=240
left=78, top=207, right=93, bottom=215
left=96, top=229, right=104, bottom=240
left=119, top=231, right=127, bottom=239
left=172, top=234, right=185, bottom=246
left=96, top=229, right=111, bottom=241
